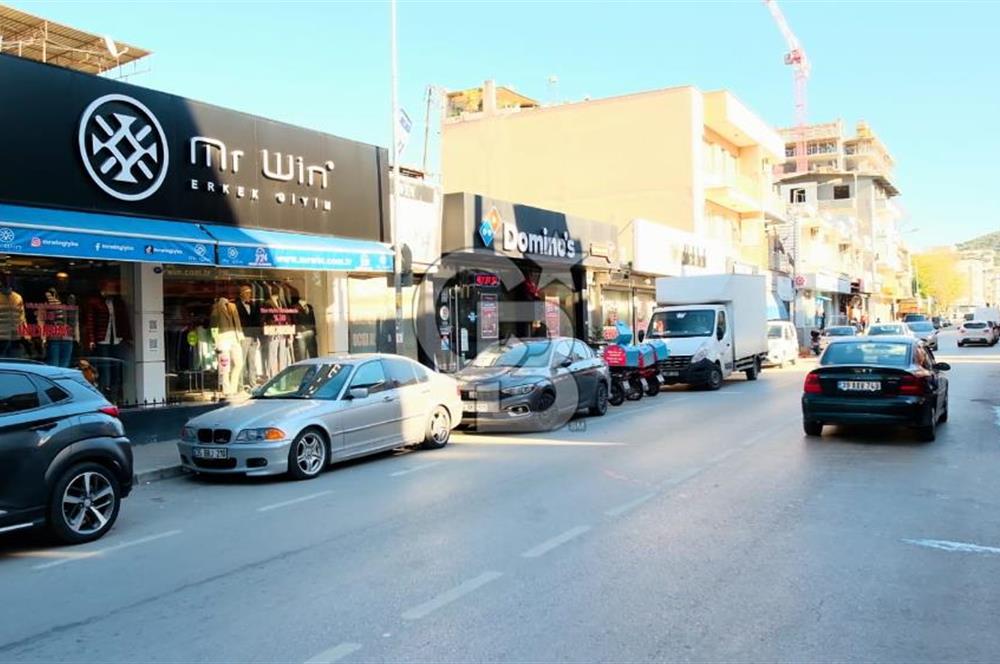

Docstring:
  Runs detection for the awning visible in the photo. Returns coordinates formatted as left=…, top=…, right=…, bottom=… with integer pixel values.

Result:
left=203, top=224, right=392, bottom=272
left=767, top=292, right=790, bottom=321
left=816, top=295, right=833, bottom=302
left=0, top=204, right=214, bottom=265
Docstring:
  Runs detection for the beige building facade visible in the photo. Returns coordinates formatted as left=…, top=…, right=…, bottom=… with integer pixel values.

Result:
left=442, top=81, right=785, bottom=337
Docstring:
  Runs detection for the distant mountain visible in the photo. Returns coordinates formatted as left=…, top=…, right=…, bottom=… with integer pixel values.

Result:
left=958, top=231, right=1000, bottom=259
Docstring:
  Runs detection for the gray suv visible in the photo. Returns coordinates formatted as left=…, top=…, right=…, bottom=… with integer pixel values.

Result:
left=0, top=362, right=132, bottom=544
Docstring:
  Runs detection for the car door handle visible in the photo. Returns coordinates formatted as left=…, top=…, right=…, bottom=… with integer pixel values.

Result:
left=382, top=395, right=396, bottom=402
left=29, top=421, right=57, bottom=432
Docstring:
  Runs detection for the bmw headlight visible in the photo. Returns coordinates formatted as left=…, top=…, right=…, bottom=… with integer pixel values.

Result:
left=501, top=383, right=539, bottom=397
left=180, top=426, right=197, bottom=442
left=691, top=345, right=710, bottom=364
left=235, top=427, right=286, bottom=442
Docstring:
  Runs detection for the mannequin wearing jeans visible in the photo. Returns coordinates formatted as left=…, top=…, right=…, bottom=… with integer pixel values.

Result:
left=236, top=285, right=262, bottom=389
left=211, top=297, right=244, bottom=396
left=84, top=283, right=131, bottom=403
left=41, top=287, right=79, bottom=368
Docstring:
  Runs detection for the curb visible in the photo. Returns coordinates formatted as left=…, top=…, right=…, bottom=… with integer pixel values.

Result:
left=134, top=464, right=189, bottom=485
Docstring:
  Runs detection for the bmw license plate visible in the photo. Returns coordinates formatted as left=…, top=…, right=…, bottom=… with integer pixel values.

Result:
left=837, top=380, right=881, bottom=392
left=194, top=447, right=229, bottom=460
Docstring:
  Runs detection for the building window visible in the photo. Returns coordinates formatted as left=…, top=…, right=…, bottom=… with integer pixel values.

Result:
left=790, top=188, right=806, bottom=203
left=834, top=185, right=851, bottom=199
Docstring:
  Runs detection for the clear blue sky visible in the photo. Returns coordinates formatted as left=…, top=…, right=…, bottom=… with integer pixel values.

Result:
left=14, top=0, right=999, bottom=248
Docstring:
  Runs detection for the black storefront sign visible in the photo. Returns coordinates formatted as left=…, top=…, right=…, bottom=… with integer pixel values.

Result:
left=0, top=54, right=388, bottom=240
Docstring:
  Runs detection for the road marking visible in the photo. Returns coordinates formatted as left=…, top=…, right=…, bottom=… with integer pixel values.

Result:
left=257, top=490, right=332, bottom=513
left=32, top=530, right=183, bottom=570
left=521, top=525, right=592, bottom=558
left=903, top=539, right=1000, bottom=555
left=453, top=436, right=624, bottom=447
left=304, top=642, right=362, bottom=664
left=401, top=571, right=504, bottom=621
left=605, top=492, right=658, bottom=517
left=389, top=461, right=442, bottom=477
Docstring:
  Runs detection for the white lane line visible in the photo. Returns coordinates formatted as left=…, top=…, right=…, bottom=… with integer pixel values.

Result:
left=389, top=461, right=442, bottom=477
left=604, top=492, right=658, bottom=518
left=903, top=538, right=1000, bottom=555
left=257, top=490, right=332, bottom=513
left=33, top=530, right=183, bottom=570
left=521, top=525, right=592, bottom=558
left=304, top=642, right=363, bottom=664
left=401, top=571, right=504, bottom=621
left=453, top=436, right=624, bottom=447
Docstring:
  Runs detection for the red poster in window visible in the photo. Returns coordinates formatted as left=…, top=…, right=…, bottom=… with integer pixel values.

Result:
left=479, top=294, right=498, bottom=340
left=544, top=297, right=561, bottom=337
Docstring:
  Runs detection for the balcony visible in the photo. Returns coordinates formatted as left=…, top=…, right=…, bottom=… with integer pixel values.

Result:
left=764, top=190, right=787, bottom=222
left=704, top=171, right=762, bottom=214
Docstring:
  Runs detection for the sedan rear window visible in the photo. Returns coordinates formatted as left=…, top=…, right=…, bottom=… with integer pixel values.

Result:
left=821, top=341, right=910, bottom=367
left=824, top=327, right=856, bottom=336
left=965, top=322, right=987, bottom=329
left=908, top=322, right=934, bottom=332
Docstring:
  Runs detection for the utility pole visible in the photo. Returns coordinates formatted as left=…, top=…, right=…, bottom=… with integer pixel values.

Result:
left=421, top=85, right=433, bottom=176
left=390, top=0, right=403, bottom=352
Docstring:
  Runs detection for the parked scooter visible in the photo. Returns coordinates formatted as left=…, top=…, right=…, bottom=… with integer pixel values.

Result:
left=602, top=322, right=669, bottom=405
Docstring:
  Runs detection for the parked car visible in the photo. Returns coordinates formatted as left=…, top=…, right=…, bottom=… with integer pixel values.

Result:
left=456, top=336, right=611, bottom=431
left=802, top=336, right=950, bottom=442
left=0, top=362, right=132, bottom=544
left=957, top=320, right=995, bottom=347
left=179, top=354, right=462, bottom=480
left=906, top=321, right=939, bottom=351
left=818, top=325, right=858, bottom=353
left=764, top=321, right=798, bottom=368
left=866, top=323, right=911, bottom=337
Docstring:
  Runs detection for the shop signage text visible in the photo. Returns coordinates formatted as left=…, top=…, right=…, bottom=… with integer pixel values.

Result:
left=479, top=205, right=577, bottom=259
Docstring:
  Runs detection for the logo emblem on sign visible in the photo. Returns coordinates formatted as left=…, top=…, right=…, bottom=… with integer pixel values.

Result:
left=479, top=206, right=502, bottom=248
left=31, top=237, right=41, bottom=248
left=78, top=93, right=169, bottom=201
left=0, top=228, right=14, bottom=244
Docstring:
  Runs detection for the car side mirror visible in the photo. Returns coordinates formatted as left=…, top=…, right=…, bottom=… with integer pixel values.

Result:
left=347, top=386, right=370, bottom=400
left=559, top=358, right=573, bottom=368
left=933, top=362, right=951, bottom=372
left=637, top=330, right=646, bottom=342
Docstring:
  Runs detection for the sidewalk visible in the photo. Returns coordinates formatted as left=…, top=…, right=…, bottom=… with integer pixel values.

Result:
left=132, top=439, right=188, bottom=485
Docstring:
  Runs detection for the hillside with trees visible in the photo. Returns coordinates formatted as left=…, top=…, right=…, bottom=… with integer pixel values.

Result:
left=958, top=231, right=1000, bottom=259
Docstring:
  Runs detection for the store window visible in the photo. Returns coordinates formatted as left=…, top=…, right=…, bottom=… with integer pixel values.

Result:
left=0, top=257, right=133, bottom=405
left=163, top=267, right=325, bottom=402
left=348, top=276, right=394, bottom=354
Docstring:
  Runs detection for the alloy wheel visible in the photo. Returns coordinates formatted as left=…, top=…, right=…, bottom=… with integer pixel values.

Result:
left=296, top=433, right=327, bottom=476
left=61, top=471, right=116, bottom=536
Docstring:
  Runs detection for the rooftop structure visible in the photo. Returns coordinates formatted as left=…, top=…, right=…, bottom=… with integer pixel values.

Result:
left=0, top=4, right=150, bottom=76
left=778, top=120, right=897, bottom=194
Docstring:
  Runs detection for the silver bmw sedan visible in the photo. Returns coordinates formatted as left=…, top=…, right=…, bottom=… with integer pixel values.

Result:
left=178, top=354, right=462, bottom=480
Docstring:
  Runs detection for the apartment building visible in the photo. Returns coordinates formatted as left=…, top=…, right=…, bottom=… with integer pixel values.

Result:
left=442, top=81, right=786, bottom=335
left=776, top=120, right=911, bottom=332
left=956, top=249, right=997, bottom=309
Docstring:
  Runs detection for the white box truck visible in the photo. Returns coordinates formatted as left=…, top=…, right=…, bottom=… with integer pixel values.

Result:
left=645, top=274, right=769, bottom=390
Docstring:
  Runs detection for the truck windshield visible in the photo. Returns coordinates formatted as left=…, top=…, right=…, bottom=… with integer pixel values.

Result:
left=647, top=309, right=716, bottom=338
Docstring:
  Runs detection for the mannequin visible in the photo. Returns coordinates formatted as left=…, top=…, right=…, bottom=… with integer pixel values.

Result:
left=210, top=296, right=244, bottom=396
left=262, top=287, right=293, bottom=378
left=84, top=280, right=131, bottom=403
left=236, top=285, right=262, bottom=389
left=293, top=296, right=317, bottom=361
left=0, top=273, right=27, bottom=358
left=41, top=286, right=79, bottom=368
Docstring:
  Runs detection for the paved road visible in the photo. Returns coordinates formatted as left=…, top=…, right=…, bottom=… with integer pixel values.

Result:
left=1, top=330, right=998, bottom=662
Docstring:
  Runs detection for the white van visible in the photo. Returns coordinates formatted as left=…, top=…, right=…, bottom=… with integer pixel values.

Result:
left=765, top=321, right=798, bottom=367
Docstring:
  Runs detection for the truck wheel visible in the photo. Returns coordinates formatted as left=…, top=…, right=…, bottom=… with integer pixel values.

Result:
left=745, top=359, right=760, bottom=381
left=609, top=380, right=625, bottom=406
left=705, top=364, right=723, bottom=391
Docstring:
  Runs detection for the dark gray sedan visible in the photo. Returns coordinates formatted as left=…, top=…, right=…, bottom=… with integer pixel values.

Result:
left=906, top=321, right=939, bottom=351
left=456, top=337, right=611, bottom=431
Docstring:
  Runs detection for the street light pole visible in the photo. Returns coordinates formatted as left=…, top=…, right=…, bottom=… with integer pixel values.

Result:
left=390, top=0, right=403, bottom=352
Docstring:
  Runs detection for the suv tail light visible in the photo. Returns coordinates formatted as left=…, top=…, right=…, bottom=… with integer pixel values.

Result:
left=898, top=375, right=927, bottom=396
left=98, top=405, right=120, bottom=418
left=958, top=326, right=965, bottom=334
left=803, top=372, right=822, bottom=394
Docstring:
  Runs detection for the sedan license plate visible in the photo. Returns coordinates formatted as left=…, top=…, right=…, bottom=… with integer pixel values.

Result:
left=193, top=447, right=229, bottom=460
left=475, top=401, right=495, bottom=413
left=663, top=370, right=680, bottom=377
left=837, top=380, right=881, bottom=392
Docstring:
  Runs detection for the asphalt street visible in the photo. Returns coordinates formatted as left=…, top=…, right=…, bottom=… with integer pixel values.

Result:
left=1, top=330, right=998, bottom=663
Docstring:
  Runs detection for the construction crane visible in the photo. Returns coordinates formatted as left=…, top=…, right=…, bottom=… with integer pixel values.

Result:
left=764, top=0, right=810, bottom=175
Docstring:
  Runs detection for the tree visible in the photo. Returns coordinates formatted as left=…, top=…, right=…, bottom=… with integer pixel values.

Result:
left=913, top=249, right=965, bottom=312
